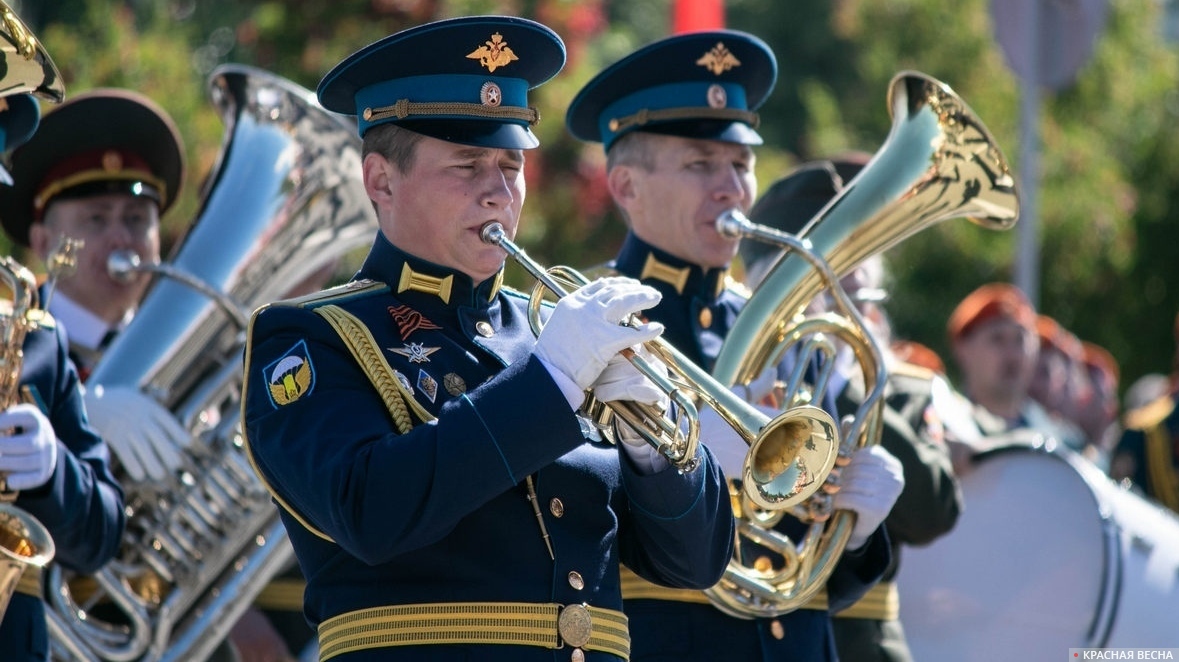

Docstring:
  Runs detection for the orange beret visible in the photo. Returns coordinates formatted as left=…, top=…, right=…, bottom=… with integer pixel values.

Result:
left=890, top=339, right=946, bottom=374
left=1081, top=341, right=1119, bottom=385
left=947, top=283, right=1036, bottom=341
left=1035, top=315, right=1083, bottom=361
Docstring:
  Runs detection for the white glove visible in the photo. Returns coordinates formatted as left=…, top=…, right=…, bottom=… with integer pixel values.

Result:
left=0, top=403, right=59, bottom=491
left=593, top=348, right=672, bottom=473
left=833, top=444, right=905, bottom=550
left=591, top=346, right=669, bottom=411
left=84, top=384, right=190, bottom=482
left=535, top=277, right=663, bottom=391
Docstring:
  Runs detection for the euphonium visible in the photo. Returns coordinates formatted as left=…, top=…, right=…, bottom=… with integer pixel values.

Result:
left=44, top=65, right=376, bottom=661
left=702, top=70, right=1020, bottom=617
left=480, top=222, right=840, bottom=509
left=0, top=257, right=56, bottom=623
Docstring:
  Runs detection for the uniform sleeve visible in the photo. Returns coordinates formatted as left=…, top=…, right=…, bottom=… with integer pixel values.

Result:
left=825, top=524, right=892, bottom=613
left=615, top=442, right=734, bottom=590
left=17, top=325, right=125, bottom=573
left=879, top=402, right=962, bottom=546
left=243, top=306, right=591, bottom=565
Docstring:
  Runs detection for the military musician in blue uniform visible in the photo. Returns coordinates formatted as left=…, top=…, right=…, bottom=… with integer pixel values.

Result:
left=242, top=16, right=734, bottom=662
left=565, top=31, right=904, bottom=661
left=0, top=94, right=126, bottom=662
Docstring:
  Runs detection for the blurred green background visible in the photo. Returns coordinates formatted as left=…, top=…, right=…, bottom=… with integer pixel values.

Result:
left=10, top=0, right=1179, bottom=402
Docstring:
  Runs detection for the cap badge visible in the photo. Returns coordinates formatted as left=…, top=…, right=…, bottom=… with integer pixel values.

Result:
left=102, top=150, right=123, bottom=172
left=696, top=42, right=741, bottom=76
left=707, top=84, right=727, bottom=109
left=480, top=81, right=503, bottom=107
left=467, top=32, right=518, bottom=73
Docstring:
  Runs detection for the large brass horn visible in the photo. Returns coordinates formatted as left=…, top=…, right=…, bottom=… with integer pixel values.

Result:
left=0, top=1, right=65, bottom=103
left=702, top=70, right=1020, bottom=618
left=480, top=222, right=841, bottom=509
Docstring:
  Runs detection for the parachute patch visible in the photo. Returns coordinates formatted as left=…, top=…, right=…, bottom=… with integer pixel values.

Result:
left=265, top=340, right=316, bottom=407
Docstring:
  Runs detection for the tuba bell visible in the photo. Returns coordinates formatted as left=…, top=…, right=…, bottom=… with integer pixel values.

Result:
left=702, top=70, right=1020, bottom=617
left=0, top=0, right=65, bottom=104
left=44, top=64, right=376, bottom=661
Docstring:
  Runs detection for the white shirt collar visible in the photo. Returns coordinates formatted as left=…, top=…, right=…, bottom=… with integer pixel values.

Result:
left=48, top=291, right=132, bottom=350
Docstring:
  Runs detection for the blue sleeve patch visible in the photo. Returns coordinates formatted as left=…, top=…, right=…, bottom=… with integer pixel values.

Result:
left=263, top=339, right=316, bottom=408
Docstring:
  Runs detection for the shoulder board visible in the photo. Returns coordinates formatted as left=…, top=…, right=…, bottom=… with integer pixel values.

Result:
left=724, top=275, right=752, bottom=299
left=1123, top=394, right=1176, bottom=431
left=278, top=280, right=387, bottom=309
left=889, top=360, right=936, bottom=382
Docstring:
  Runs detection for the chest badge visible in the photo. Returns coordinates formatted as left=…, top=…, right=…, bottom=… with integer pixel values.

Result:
left=417, top=369, right=439, bottom=403
left=389, top=342, right=441, bottom=364
left=388, top=304, right=441, bottom=340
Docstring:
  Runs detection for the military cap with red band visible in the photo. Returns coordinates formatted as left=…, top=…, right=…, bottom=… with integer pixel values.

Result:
left=0, top=88, right=185, bottom=247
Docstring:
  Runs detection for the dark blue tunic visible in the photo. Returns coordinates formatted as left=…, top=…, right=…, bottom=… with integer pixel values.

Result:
left=242, top=233, right=734, bottom=661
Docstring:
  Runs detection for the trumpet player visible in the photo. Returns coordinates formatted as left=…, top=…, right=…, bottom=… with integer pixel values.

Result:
left=0, top=95, right=125, bottom=662
left=565, top=31, right=905, bottom=661
left=241, top=15, right=735, bottom=662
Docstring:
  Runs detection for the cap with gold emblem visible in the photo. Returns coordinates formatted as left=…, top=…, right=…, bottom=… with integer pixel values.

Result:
left=317, top=15, right=566, bottom=149
left=0, top=88, right=186, bottom=247
left=565, top=30, right=776, bottom=151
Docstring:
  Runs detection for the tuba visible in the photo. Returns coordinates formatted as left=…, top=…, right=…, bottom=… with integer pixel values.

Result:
left=0, top=0, right=65, bottom=104
left=44, top=64, right=376, bottom=661
left=702, top=71, right=1020, bottom=617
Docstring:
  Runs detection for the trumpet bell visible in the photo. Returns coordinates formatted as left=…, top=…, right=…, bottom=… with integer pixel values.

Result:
left=744, top=405, right=839, bottom=510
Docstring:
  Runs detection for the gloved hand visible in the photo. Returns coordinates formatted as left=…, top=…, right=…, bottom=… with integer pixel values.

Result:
left=0, top=403, right=59, bottom=491
left=833, top=444, right=905, bottom=550
left=535, top=277, right=663, bottom=392
left=591, top=346, right=670, bottom=412
left=593, top=348, right=673, bottom=473
left=84, top=384, right=190, bottom=482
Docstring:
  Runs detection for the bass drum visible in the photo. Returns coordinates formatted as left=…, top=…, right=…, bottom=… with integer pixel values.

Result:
left=897, top=434, right=1179, bottom=660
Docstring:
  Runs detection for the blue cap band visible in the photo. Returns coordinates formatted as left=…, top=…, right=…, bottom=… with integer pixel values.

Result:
left=354, top=74, right=530, bottom=135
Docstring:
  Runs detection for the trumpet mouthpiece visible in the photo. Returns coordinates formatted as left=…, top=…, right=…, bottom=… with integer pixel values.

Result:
left=480, top=222, right=505, bottom=245
left=716, top=209, right=750, bottom=238
left=107, top=250, right=143, bottom=283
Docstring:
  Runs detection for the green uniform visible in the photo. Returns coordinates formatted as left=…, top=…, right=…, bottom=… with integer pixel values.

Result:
left=832, top=362, right=964, bottom=662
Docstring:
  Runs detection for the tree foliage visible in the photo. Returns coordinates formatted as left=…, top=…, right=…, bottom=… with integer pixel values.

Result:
left=11, top=0, right=1179, bottom=396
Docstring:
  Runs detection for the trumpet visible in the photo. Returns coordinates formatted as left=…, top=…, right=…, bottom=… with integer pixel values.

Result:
left=480, top=221, right=840, bottom=509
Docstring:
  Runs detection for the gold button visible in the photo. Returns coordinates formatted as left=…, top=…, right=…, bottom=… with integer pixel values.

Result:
left=698, top=307, right=713, bottom=328
left=568, top=571, right=584, bottom=590
left=770, top=618, right=785, bottom=640
left=475, top=320, right=494, bottom=337
left=753, top=555, right=774, bottom=573
left=550, top=497, right=565, bottom=518
left=571, top=649, right=585, bottom=662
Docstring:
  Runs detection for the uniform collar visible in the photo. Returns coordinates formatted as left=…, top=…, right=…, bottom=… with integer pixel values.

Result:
left=45, top=289, right=128, bottom=351
left=614, top=232, right=728, bottom=300
left=358, top=231, right=502, bottom=310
